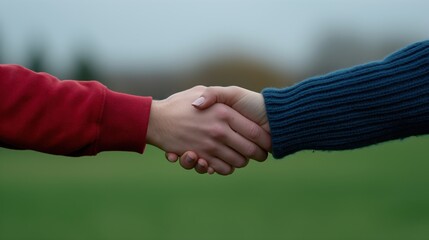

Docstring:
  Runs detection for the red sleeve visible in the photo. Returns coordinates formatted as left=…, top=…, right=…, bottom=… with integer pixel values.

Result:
left=0, top=64, right=152, bottom=156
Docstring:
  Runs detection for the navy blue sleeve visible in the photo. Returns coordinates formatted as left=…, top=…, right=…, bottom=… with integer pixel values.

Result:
left=262, top=40, right=429, bottom=158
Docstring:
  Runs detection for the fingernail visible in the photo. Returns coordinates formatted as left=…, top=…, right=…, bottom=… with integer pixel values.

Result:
left=186, top=155, right=195, bottom=163
left=192, top=97, right=205, bottom=107
left=167, top=154, right=176, bottom=162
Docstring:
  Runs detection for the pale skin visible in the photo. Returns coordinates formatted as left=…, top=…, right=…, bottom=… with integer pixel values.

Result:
left=164, top=86, right=269, bottom=175
left=146, top=86, right=271, bottom=175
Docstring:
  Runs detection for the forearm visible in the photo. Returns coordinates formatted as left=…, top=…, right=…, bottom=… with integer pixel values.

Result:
left=0, top=64, right=152, bottom=156
left=263, top=40, right=429, bottom=158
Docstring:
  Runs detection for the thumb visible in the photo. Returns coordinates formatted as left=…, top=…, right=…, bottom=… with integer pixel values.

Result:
left=191, top=86, right=241, bottom=110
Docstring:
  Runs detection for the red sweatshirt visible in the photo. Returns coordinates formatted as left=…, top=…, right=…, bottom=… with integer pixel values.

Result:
left=0, top=64, right=152, bottom=156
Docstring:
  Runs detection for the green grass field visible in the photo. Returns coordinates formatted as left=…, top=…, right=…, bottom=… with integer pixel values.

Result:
left=1, top=136, right=429, bottom=240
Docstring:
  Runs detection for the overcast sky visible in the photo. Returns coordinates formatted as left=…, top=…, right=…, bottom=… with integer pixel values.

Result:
left=1, top=0, right=428, bottom=72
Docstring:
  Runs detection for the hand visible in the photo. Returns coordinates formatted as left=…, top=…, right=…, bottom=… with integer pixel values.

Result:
left=147, top=86, right=270, bottom=175
left=164, top=86, right=270, bottom=174
left=193, top=86, right=269, bottom=131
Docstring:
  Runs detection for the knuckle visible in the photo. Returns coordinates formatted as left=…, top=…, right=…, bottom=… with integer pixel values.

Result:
left=259, top=151, right=269, bottom=161
left=234, top=158, right=249, bottom=168
left=248, top=124, right=262, bottom=140
left=229, top=86, right=240, bottom=92
left=254, top=151, right=268, bottom=162
left=210, top=124, right=227, bottom=139
left=245, top=144, right=259, bottom=158
left=204, top=87, right=215, bottom=95
left=193, top=85, right=206, bottom=91
left=213, top=105, right=230, bottom=120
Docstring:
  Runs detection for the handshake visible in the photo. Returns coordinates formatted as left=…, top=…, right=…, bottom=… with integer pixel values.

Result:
left=146, top=86, right=271, bottom=176
left=144, top=40, right=429, bottom=175
left=2, top=40, right=427, bottom=175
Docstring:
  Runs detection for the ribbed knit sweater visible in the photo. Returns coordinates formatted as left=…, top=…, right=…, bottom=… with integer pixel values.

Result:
left=262, top=40, right=429, bottom=159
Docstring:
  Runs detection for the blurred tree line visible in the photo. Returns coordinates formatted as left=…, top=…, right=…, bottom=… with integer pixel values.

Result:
left=0, top=29, right=101, bottom=85
left=0, top=28, right=409, bottom=99
left=26, top=44, right=100, bottom=83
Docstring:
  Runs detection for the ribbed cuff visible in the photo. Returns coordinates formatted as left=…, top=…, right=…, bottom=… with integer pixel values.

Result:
left=263, top=40, right=429, bottom=159
left=97, top=89, right=152, bottom=154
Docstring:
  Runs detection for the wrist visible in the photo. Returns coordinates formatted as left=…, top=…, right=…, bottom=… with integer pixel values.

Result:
left=146, top=100, right=160, bottom=147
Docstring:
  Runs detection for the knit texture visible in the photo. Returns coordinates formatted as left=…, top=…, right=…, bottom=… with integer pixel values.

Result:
left=262, top=40, right=429, bottom=159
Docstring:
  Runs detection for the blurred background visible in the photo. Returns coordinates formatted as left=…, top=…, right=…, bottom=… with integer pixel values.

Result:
left=1, top=0, right=429, bottom=239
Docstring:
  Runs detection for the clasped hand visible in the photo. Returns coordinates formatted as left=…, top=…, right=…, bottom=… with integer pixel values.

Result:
left=146, top=86, right=270, bottom=175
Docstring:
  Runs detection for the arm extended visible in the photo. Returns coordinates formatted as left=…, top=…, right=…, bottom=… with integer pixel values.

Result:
left=0, top=64, right=151, bottom=156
